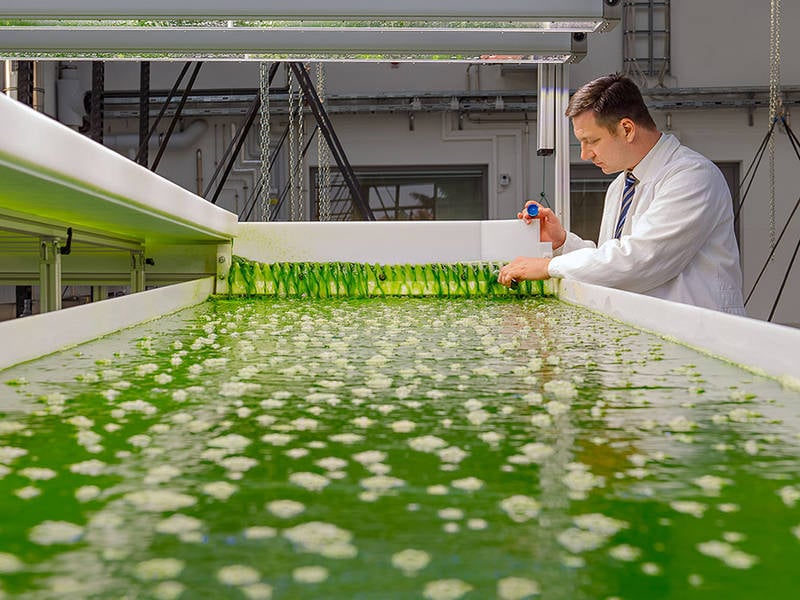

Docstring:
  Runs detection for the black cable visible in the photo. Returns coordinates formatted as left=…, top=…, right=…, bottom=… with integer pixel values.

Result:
left=743, top=116, right=800, bottom=318
left=734, top=117, right=777, bottom=227
left=745, top=195, right=800, bottom=305
left=783, top=117, right=800, bottom=161
left=768, top=229, right=800, bottom=322
left=740, top=118, right=776, bottom=190
left=151, top=62, right=203, bottom=172
left=135, top=61, right=190, bottom=166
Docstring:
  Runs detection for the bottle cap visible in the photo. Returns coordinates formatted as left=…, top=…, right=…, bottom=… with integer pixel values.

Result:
left=526, top=204, right=539, bottom=217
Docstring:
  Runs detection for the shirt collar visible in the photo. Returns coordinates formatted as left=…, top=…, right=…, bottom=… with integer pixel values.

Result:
left=629, top=132, right=678, bottom=183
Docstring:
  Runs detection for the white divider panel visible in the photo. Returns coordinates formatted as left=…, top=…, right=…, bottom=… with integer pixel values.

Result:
left=235, top=220, right=548, bottom=264
left=558, top=279, right=800, bottom=383
left=0, top=278, right=214, bottom=371
left=480, top=220, right=552, bottom=262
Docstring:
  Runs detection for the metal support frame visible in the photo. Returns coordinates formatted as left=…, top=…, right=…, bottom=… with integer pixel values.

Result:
left=39, top=237, right=62, bottom=313
left=15, top=60, right=33, bottom=105
left=91, top=285, right=107, bottom=302
left=289, top=62, right=374, bottom=221
left=623, top=0, right=670, bottom=81
left=554, top=65, right=571, bottom=230
left=215, top=243, right=231, bottom=295
left=138, top=61, right=150, bottom=167
left=10, top=60, right=35, bottom=319
left=151, top=61, right=203, bottom=171
left=136, top=61, right=191, bottom=165
left=89, top=61, right=104, bottom=143
left=131, top=250, right=145, bottom=292
left=100, top=86, right=800, bottom=120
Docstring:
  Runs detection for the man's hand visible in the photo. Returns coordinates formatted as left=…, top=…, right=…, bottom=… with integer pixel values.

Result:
left=497, top=256, right=552, bottom=287
left=517, top=201, right=568, bottom=250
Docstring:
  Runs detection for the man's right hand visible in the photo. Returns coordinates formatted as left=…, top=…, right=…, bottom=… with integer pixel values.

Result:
left=517, top=201, right=568, bottom=250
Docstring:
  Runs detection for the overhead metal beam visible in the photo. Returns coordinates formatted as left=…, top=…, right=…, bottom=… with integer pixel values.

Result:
left=0, top=28, right=587, bottom=63
left=0, top=1, right=618, bottom=31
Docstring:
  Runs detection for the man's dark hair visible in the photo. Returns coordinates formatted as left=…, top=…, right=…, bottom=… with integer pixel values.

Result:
left=565, top=74, right=657, bottom=133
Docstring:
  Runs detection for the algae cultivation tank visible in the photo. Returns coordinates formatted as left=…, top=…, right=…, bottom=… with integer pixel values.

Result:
left=2, top=287, right=800, bottom=599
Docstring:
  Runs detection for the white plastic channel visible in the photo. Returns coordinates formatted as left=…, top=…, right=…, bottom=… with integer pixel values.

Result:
left=0, top=277, right=214, bottom=371
left=558, top=279, right=800, bottom=383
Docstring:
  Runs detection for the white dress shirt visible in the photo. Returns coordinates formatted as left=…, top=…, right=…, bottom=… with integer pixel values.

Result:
left=548, top=133, right=746, bottom=315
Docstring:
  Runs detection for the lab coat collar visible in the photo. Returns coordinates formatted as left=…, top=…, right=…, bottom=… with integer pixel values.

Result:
left=629, top=132, right=679, bottom=183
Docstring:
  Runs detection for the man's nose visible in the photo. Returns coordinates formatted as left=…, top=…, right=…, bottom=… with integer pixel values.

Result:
left=580, top=145, right=594, bottom=161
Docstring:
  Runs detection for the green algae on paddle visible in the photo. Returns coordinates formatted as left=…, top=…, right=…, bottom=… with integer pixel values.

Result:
left=227, top=257, right=552, bottom=298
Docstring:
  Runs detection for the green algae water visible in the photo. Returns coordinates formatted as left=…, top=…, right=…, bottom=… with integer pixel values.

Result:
left=1, top=297, right=799, bottom=599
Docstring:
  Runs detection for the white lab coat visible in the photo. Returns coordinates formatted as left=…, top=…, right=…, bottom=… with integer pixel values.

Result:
left=548, top=133, right=746, bottom=315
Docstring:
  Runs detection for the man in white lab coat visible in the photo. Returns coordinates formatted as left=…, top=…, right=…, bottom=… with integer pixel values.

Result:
left=498, top=74, right=746, bottom=315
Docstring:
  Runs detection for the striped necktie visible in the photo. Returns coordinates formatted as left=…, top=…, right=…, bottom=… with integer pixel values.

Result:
left=614, top=171, right=638, bottom=239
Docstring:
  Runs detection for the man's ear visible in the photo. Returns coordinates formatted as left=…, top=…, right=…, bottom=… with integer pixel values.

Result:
left=620, top=118, right=636, bottom=141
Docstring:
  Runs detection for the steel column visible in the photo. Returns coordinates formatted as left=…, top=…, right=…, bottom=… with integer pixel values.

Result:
left=554, top=65, right=571, bottom=231
left=138, top=61, right=150, bottom=167
left=131, top=250, right=145, bottom=293
left=88, top=61, right=104, bottom=143
left=39, top=237, right=62, bottom=313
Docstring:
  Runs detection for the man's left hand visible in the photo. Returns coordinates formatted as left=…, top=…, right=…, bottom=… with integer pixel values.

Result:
left=497, top=257, right=552, bottom=287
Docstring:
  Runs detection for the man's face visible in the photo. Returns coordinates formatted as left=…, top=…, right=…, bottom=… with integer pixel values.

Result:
left=572, top=111, right=630, bottom=174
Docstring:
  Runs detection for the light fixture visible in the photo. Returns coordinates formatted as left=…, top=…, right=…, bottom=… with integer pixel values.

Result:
left=0, top=28, right=588, bottom=63
left=0, top=1, right=620, bottom=33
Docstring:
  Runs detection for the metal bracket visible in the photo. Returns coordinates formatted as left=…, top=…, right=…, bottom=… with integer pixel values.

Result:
left=39, top=236, right=62, bottom=313
left=59, top=226, right=73, bottom=255
left=131, top=250, right=145, bottom=293
left=215, top=243, right=232, bottom=295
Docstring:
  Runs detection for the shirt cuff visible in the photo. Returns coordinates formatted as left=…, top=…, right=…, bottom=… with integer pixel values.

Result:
left=547, top=256, right=563, bottom=278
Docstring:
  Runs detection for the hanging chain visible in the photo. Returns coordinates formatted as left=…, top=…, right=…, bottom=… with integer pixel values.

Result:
left=288, top=73, right=299, bottom=221
left=296, top=74, right=305, bottom=221
left=768, top=0, right=781, bottom=253
left=258, top=62, right=272, bottom=222
left=316, top=62, right=332, bottom=221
